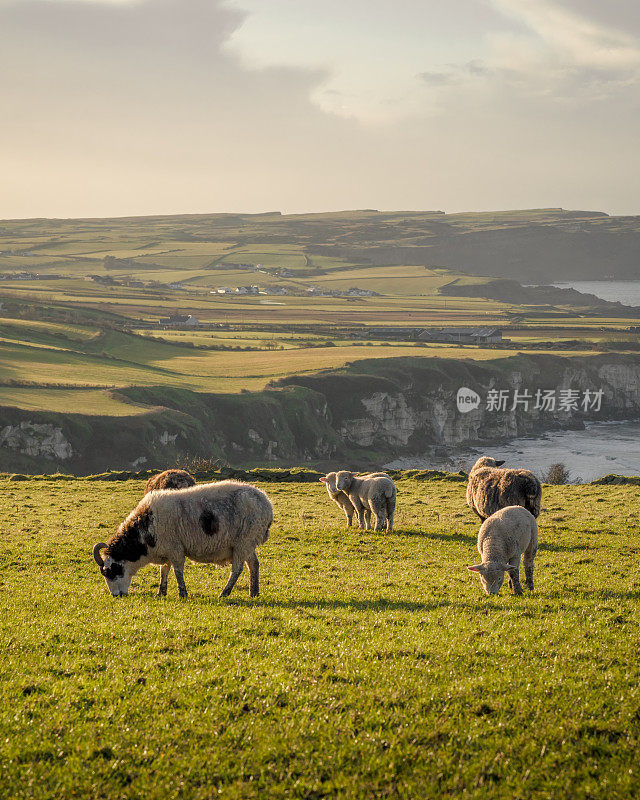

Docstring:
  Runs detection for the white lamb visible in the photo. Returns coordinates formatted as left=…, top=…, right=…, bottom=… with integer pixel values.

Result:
left=320, top=471, right=389, bottom=528
left=468, top=505, right=538, bottom=596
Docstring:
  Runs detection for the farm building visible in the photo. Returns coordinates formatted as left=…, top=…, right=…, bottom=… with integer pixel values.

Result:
left=423, top=327, right=503, bottom=344
left=366, top=327, right=503, bottom=344
left=159, top=314, right=200, bottom=328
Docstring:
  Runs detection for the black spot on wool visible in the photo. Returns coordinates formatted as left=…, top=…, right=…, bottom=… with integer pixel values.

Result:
left=102, top=562, right=124, bottom=580
left=107, top=508, right=154, bottom=563
left=200, top=507, right=219, bottom=536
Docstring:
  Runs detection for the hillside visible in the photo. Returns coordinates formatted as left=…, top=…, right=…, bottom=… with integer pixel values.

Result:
left=2, top=208, right=639, bottom=288
left=1, top=209, right=638, bottom=468
left=2, top=352, right=639, bottom=474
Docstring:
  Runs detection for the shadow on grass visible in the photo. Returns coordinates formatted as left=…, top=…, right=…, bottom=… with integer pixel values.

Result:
left=539, top=542, right=594, bottom=553
left=559, top=587, right=640, bottom=601
left=392, top=527, right=477, bottom=545
left=183, top=595, right=516, bottom=613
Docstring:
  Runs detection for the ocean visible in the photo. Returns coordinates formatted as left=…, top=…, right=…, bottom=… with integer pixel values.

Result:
left=385, top=419, right=640, bottom=483
left=551, top=280, right=640, bottom=307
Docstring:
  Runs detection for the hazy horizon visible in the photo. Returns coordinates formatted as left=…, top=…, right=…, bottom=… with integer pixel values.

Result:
left=1, top=205, right=636, bottom=224
left=2, top=0, right=640, bottom=218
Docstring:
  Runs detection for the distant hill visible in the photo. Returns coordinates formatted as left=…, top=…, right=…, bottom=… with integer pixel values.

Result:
left=302, top=209, right=640, bottom=283
left=2, top=207, right=638, bottom=283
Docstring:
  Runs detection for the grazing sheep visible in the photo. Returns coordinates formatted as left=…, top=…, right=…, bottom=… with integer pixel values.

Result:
left=144, top=468, right=196, bottom=495
left=320, top=471, right=389, bottom=528
left=334, top=470, right=396, bottom=532
left=468, top=505, right=538, bottom=595
left=466, top=456, right=542, bottom=521
left=93, top=481, right=272, bottom=599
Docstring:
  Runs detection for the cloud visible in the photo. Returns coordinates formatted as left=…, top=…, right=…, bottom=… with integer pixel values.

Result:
left=481, top=0, right=640, bottom=100
left=419, top=71, right=454, bottom=86
left=0, top=0, right=353, bottom=216
left=0, top=0, right=639, bottom=216
left=225, top=0, right=640, bottom=121
left=490, top=0, right=640, bottom=68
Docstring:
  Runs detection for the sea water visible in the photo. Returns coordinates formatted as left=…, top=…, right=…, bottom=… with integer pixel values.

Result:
left=385, top=419, right=640, bottom=482
left=551, top=280, right=640, bottom=307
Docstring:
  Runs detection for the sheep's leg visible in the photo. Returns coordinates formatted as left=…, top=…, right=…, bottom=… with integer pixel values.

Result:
left=523, top=546, right=536, bottom=591
left=364, top=509, right=372, bottom=530
left=173, top=556, right=188, bottom=599
left=353, top=500, right=367, bottom=529
left=158, top=562, right=172, bottom=596
left=386, top=508, right=395, bottom=533
left=220, top=551, right=244, bottom=598
left=373, top=505, right=386, bottom=532
left=344, top=508, right=353, bottom=527
left=246, top=552, right=260, bottom=598
left=507, top=556, right=523, bottom=596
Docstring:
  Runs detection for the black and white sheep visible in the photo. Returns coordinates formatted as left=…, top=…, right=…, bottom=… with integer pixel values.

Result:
left=93, top=481, right=273, bottom=599
left=320, top=471, right=389, bottom=528
left=466, top=456, right=542, bottom=521
left=468, top=505, right=538, bottom=595
left=144, top=468, right=196, bottom=495
left=333, top=470, right=396, bottom=532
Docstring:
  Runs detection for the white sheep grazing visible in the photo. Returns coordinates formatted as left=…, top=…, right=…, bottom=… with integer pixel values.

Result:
left=93, top=481, right=273, bottom=599
left=468, top=505, right=538, bottom=596
left=320, top=471, right=389, bottom=528
left=334, top=470, right=397, bottom=532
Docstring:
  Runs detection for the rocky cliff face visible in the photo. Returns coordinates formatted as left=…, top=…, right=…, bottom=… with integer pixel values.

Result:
left=1, top=354, right=638, bottom=474
left=0, top=422, right=74, bottom=460
left=282, top=353, right=640, bottom=460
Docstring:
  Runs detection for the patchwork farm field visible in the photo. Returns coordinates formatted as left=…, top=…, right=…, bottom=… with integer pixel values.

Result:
left=0, top=314, right=606, bottom=413
left=1, top=475, right=639, bottom=799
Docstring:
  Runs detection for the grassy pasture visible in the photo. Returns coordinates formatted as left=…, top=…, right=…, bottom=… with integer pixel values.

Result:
left=0, top=387, right=151, bottom=415
left=311, top=265, right=453, bottom=295
left=0, top=311, right=600, bottom=411
left=0, top=476, right=638, bottom=799
left=3, top=275, right=636, bottom=331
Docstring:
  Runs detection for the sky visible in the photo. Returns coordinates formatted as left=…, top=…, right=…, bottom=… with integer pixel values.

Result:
left=1, top=0, right=639, bottom=218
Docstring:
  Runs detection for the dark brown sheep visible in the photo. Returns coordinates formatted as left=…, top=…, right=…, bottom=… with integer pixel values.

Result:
left=466, top=457, right=542, bottom=521
left=144, top=469, right=196, bottom=495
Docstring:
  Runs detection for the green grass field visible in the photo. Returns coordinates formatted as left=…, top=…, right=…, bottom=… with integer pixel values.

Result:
left=0, top=313, right=601, bottom=412
left=1, top=475, right=639, bottom=799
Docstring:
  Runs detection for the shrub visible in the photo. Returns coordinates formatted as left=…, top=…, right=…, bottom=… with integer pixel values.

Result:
left=541, top=462, right=572, bottom=485
left=173, top=454, right=227, bottom=474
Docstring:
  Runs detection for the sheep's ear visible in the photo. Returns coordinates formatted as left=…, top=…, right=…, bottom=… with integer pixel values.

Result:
left=494, top=459, right=505, bottom=466
left=468, top=564, right=485, bottom=573
left=319, top=476, right=326, bottom=482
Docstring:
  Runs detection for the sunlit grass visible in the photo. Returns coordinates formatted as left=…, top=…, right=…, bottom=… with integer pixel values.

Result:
left=0, top=477, right=638, bottom=798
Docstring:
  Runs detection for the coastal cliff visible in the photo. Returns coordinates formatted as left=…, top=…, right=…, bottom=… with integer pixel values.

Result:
left=280, top=354, right=640, bottom=457
left=1, top=354, right=639, bottom=473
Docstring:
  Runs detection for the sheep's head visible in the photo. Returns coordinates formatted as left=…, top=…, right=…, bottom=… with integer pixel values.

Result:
left=320, top=471, right=340, bottom=497
left=468, top=561, right=509, bottom=595
left=93, top=507, right=154, bottom=597
left=93, top=543, right=135, bottom=597
left=335, top=470, right=355, bottom=492
left=471, top=456, right=505, bottom=472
